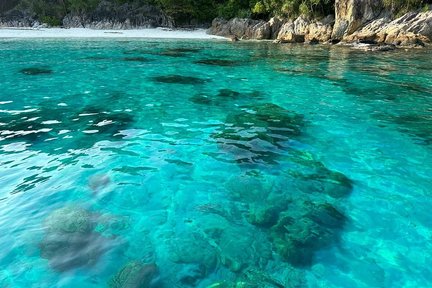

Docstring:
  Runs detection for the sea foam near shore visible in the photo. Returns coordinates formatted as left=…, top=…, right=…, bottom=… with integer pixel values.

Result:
left=0, top=27, right=227, bottom=39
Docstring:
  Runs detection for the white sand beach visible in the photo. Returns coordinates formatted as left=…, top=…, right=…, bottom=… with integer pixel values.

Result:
left=0, top=27, right=227, bottom=39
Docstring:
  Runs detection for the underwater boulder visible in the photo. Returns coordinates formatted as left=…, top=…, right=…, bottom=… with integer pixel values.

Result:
left=270, top=215, right=322, bottom=267
left=168, top=232, right=218, bottom=273
left=225, top=173, right=264, bottom=202
left=269, top=202, right=346, bottom=267
left=109, top=261, right=158, bottom=288
left=247, top=203, right=281, bottom=228
left=20, top=67, right=53, bottom=75
left=287, top=162, right=353, bottom=198
left=306, top=203, right=347, bottom=229
left=40, top=206, right=119, bottom=272
left=218, top=228, right=271, bottom=272
left=39, top=231, right=113, bottom=272
left=43, top=206, right=94, bottom=234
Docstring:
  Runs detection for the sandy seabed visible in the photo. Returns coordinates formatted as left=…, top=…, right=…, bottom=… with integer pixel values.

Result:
left=0, top=27, right=227, bottom=39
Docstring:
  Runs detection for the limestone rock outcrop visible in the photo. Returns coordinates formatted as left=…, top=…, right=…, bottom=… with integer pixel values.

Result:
left=332, top=0, right=384, bottom=39
left=210, top=16, right=334, bottom=43
left=208, top=2, right=432, bottom=47
left=208, top=18, right=271, bottom=40
left=344, top=11, right=432, bottom=46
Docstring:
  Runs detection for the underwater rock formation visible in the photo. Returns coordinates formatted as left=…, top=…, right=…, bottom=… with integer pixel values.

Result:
left=109, top=261, right=158, bottom=288
left=194, top=59, right=241, bottom=67
left=223, top=149, right=353, bottom=268
left=43, top=206, right=93, bottom=234
left=218, top=228, right=272, bottom=272
left=270, top=201, right=346, bottom=267
left=122, top=57, right=153, bottom=62
left=151, top=75, right=209, bottom=85
left=168, top=232, right=218, bottom=274
left=39, top=206, right=115, bottom=272
left=212, top=103, right=304, bottom=164
left=19, top=67, right=53, bottom=75
left=189, top=90, right=263, bottom=107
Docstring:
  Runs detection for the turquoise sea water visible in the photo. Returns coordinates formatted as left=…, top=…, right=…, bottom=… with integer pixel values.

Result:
left=0, top=39, right=431, bottom=287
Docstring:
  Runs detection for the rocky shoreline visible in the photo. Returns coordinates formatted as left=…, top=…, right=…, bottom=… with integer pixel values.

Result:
left=208, top=1, right=432, bottom=48
left=1, top=0, right=431, bottom=49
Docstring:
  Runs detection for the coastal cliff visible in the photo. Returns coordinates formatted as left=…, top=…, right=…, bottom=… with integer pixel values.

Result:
left=209, top=1, right=432, bottom=47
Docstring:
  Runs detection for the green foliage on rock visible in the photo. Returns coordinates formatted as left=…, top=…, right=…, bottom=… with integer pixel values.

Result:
left=3, top=0, right=432, bottom=26
left=383, top=0, right=431, bottom=16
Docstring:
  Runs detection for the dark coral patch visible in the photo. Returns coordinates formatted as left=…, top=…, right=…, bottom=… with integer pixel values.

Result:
left=189, top=94, right=213, bottom=105
left=159, top=51, right=187, bottom=57
left=82, top=56, right=111, bottom=61
left=40, top=231, right=112, bottom=272
left=152, top=75, right=209, bottom=85
left=20, top=67, right=53, bottom=75
left=270, top=202, right=346, bottom=267
left=195, top=59, right=241, bottom=67
left=212, top=103, right=304, bottom=164
left=158, top=48, right=201, bottom=57
left=109, top=262, right=158, bottom=288
left=122, top=57, right=152, bottom=62
left=217, top=89, right=241, bottom=99
left=168, top=48, right=201, bottom=53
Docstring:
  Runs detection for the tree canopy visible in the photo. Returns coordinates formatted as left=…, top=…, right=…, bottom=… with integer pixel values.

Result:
left=3, top=0, right=431, bottom=26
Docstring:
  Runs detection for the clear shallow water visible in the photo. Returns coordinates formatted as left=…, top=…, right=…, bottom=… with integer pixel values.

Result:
left=0, top=39, right=431, bottom=288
